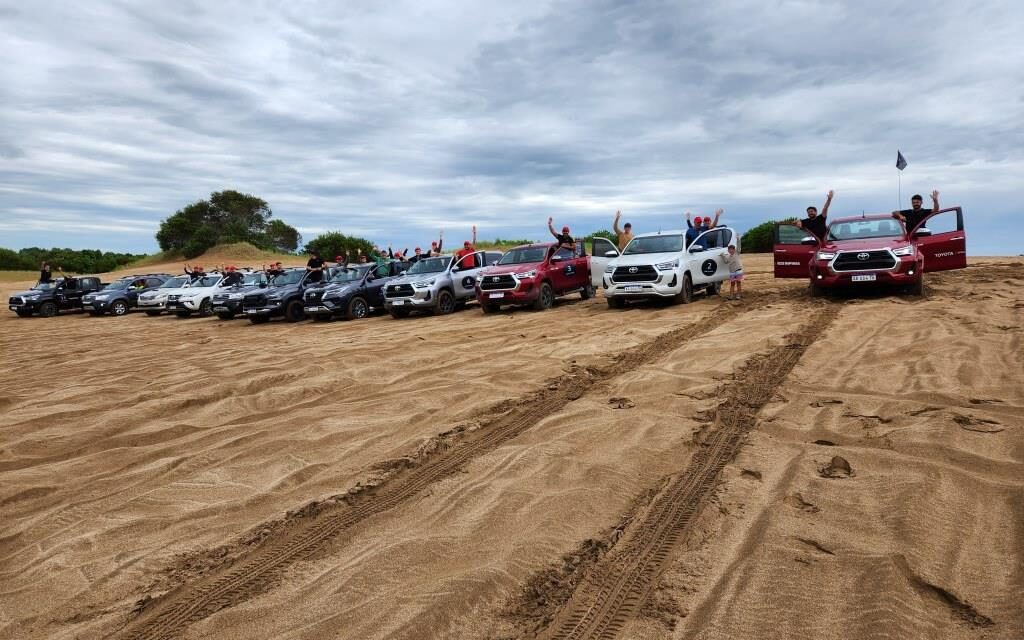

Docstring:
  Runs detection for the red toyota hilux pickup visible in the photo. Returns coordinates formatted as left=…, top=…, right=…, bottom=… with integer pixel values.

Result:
left=474, top=242, right=595, bottom=312
left=773, top=206, right=967, bottom=295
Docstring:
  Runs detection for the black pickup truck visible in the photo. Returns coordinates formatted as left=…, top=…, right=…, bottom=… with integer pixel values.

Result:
left=303, top=261, right=407, bottom=321
left=211, top=272, right=269, bottom=320
left=9, top=276, right=104, bottom=317
left=82, top=274, right=171, bottom=316
left=241, top=268, right=333, bottom=324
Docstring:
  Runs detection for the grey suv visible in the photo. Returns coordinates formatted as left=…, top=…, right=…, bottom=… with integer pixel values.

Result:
left=383, top=251, right=502, bottom=318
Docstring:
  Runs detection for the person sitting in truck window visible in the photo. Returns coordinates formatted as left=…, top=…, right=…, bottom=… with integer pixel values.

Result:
left=184, top=264, right=206, bottom=280
left=548, top=217, right=576, bottom=251
left=795, top=190, right=834, bottom=240
left=222, top=265, right=244, bottom=286
left=306, top=250, right=325, bottom=283
left=685, top=216, right=704, bottom=248
left=428, top=232, right=444, bottom=257
left=39, top=261, right=52, bottom=283
left=613, top=210, right=633, bottom=252
left=892, top=190, right=939, bottom=233
left=264, top=261, right=286, bottom=278
left=454, top=225, right=478, bottom=269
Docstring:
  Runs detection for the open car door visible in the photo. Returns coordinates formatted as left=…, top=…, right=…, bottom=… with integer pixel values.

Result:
left=911, top=207, right=967, bottom=272
left=773, top=223, right=818, bottom=278
left=589, top=237, right=619, bottom=288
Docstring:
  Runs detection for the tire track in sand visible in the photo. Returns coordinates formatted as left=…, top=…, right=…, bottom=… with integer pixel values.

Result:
left=117, top=294, right=793, bottom=640
left=536, top=305, right=838, bottom=640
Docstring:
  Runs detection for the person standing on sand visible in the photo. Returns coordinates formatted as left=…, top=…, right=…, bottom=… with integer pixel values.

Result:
left=723, top=244, right=744, bottom=300
left=796, top=190, right=834, bottom=241
left=892, top=191, right=940, bottom=233
left=613, top=211, right=633, bottom=251
left=39, top=261, right=52, bottom=284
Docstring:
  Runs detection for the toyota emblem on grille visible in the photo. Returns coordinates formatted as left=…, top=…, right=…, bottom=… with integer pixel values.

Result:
left=492, top=276, right=499, bottom=282
left=857, top=252, right=870, bottom=261
left=628, top=266, right=639, bottom=273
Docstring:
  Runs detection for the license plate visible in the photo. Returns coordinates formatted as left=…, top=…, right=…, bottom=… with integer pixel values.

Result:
left=305, top=306, right=328, bottom=312
left=851, top=274, right=876, bottom=282
left=391, top=299, right=406, bottom=305
left=490, top=292, right=505, bottom=298
left=245, top=309, right=262, bottom=314
left=625, top=285, right=643, bottom=291
left=229, top=294, right=243, bottom=300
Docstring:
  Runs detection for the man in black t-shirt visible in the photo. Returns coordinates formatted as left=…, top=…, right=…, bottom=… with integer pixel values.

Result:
left=547, top=217, right=576, bottom=251
left=306, top=251, right=325, bottom=283
left=222, top=265, right=244, bottom=286
left=39, top=261, right=52, bottom=283
left=796, top=190, right=834, bottom=240
left=892, top=191, right=939, bottom=233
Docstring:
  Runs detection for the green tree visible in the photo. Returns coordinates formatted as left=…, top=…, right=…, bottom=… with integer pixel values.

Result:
left=740, top=220, right=778, bottom=253
left=155, top=190, right=293, bottom=256
left=304, top=231, right=375, bottom=260
left=265, top=219, right=301, bottom=253
left=583, top=229, right=617, bottom=242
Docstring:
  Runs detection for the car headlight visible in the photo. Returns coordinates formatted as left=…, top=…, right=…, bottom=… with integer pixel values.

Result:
left=24, top=294, right=40, bottom=300
left=515, top=270, right=537, bottom=279
left=892, top=245, right=914, bottom=256
left=604, top=265, right=614, bottom=274
left=817, top=251, right=836, bottom=260
left=266, top=296, right=281, bottom=303
left=654, top=259, right=679, bottom=270
left=94, top=294, right=110, bottom=300
left=413, top=279, right=435, bottom=288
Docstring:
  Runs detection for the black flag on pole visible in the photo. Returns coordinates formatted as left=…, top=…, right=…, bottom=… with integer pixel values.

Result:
left=896, top=150, right=907, bottom=171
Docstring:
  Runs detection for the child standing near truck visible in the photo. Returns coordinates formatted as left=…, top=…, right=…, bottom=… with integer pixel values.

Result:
left=723, top=244, right=743, bottom=300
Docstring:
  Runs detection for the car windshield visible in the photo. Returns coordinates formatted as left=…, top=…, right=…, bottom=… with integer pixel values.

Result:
left=827, top=219, right=905, bottom=241
left=330, top=267, right=367, bottom=283
left=160, top=276, right=188, bottom=288
left=407, top=257, right=451, bottom=274
left=103, top=280, right=132, bottom=291
left=32, top=282, right=57, bottom=290
left=498, top=247, right=548, bottom=265
left=242, top=273, right=266, bottom=286
left=623, top=234, right=684, bottom=255
left=269, top=270, right=303, bottom=286
left=192, top=276, right=221, bottom=287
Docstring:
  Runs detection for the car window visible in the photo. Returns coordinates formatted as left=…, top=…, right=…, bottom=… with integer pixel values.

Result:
left=592, top=237, right=617, bottom=257
left=553, top=247, right=574, bottom=260
left=916, top=210, right=958, bottom=234
left=776, top=224, right=810, bottom=244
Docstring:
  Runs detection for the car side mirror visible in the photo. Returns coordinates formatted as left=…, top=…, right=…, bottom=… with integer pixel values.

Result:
left=604, top=250, right=618, bottom=257
left=689, top=246, right=705, bottom=253
left=800, top=237, right=818, bottom=245
left=400, top=270, right=407, bottom=275
left=551, top=255, right=564, bottom=263
left=491, top=260, right=498, bottom=266
left=912, top=228, right=932, bottom=238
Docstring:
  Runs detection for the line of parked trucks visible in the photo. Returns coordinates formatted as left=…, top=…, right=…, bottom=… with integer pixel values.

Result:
left=7, top=207, right=968, bottom=321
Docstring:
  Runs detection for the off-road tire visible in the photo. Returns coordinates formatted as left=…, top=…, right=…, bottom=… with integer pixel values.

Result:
left=39, top=301, right=57, bottom=317
left=112, top=300, right=129, bottom=316
left=581, top=282, right=595, bottom=300
left=176, top=310, right=192, bottom=318
left=908, top=275, right=924, bottom=296
left=481, top=302, right=500, bottom=314
left=606, top=296, right=625, bottom=309
left=198, top=299, right=213, bottom=317
left=673, top=273, right=693, bottom=304
left=435, top=290, right=455, bottom=315
left=249, top=315, right=270, bottom=324
left=16, top=309, right=33, bottom=317
left=389, top=307, right=410, bottom=319
left=284, top=300, right=305, bottom=322
left=809, top=281, right=825, bottom=298
left=216, top=312, right=235, bottom=320
left=145, top=310, right=162, bottom=317
left=705, top=281, right=721, bottom=297
left=346, top=296, right=369, bottom=320
left=533, top=282, right=554, bottom=311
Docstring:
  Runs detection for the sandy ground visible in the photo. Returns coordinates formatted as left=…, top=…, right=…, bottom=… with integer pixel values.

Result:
left=0, top=255, right=1021, bottom=640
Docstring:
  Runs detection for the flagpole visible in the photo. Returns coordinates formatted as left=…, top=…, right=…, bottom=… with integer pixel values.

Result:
left=898, top=169, right=901, bottom=211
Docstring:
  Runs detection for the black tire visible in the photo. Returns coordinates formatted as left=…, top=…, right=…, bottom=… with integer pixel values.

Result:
left=705, top=281, right=721, bottom=297
left=606, top=296, right=625, bottom=309
left=249, top=315, right=270, bottom=324
left=145, top=310, right=162, bottom=317
left=908, top=275, right=924, bottom=296
left=39, top=301, right=57, bottom=317
left=481, top=302, right=500, bottom=314
left=533, top=282, right=554, bottom=311
left=435, top=290, right=455, bottom=315
left=88, top=310, right=103, bottom=317
left=176, top=311, right=192, bottom=318
left=216, top=312, right=235, bottom=320
left=389, top=307, right=410, bottom=319
left=112, top=300, right=129, bottom=316
left=809, top=281, right=825, bottom=298
left=284, top=300, right=305, bottom=322
left=346, top=296, right=369, bottom=320
left=673, top=273, right=693, bottom=304
left=198, top=299, right=213, bottom=317
left=16, top=309, right=33, bottom=317
left=581, top=282, right=595, bottom=300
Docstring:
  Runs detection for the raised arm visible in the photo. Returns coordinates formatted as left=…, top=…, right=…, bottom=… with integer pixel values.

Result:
left=613, top=210, right=622, bottom=235
left=685, top=211, right=693, bottom=229
left=547, top=217, right=558, bottom=239
left=708, top=209, right=723, bottom=229
left=437, top=230, right=443, bottom=253
left=931, top=189, right=940, bottom=212
left=821, top=190, right=835, bottom=219
left=472, top=225, right=477, bottom=246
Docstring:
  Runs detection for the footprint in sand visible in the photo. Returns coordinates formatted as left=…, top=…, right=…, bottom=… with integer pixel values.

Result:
left=818, top=456, right=854, bottom=479
left=608, top=397, right=635, bottom=409
left=810, top=399, right=843, bottom=408
left=784, top=493, right=820, bottom=513
left=952, top=414, right=1004, bottom=433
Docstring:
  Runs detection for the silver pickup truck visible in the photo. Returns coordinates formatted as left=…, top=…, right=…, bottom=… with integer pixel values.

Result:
left=383, top=250, right=502, bottom=318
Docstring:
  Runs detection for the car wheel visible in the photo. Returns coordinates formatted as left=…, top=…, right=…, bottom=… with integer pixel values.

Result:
left=809, top=281, right=825, bottom=298
left=581, top=282, right=595, bottom=300
left=145, top=310, right=162, bottom=317
left=249, top=315, right=270, bottom=324
left=606, top=296, right=625, bottom=309
left=435, top=290, right=455, bottom=315
left=705, top=281, right=721, bottom=297
left=285, top=300, right=305, bottom=322
left=39, top=301, right=57, bottom=317
left=533, top=282, right=554, bottom=311
left=198, top=299, right=213, bottom=317
left=112, top=300, right=129, bottom=316
left=389, top=307, right=410, bottom=319
left=16, top=309, right=33, bottom=317
left=481, top=302, right=500, bottom=314
left=216, top=312, right=235, bottom=320
left=347, top=296, right=369, bottom=320
left=176, top=310, right=192, bottom=318
left=673, top=274, right=693, bottom=304
left=908, top=275, right=924, bottom=296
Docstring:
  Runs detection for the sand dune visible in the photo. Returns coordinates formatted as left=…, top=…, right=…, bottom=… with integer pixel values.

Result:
left=0, top=256, right=1020, bottom=640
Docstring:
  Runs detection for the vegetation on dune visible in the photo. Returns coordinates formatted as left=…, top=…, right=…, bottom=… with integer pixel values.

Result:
left=739, top=220, right=777, bottom=253
left=156, top=190, right=302, bottom=258
left=0, top=246, right=146, bottom=273
left=303, top=231, right=376, bottom=260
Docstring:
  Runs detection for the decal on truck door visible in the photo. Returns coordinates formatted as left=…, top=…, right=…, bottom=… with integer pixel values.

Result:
left=701, top=259, right=718, bottom=276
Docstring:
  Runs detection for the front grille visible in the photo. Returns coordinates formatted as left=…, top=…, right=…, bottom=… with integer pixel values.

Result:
left=833, top=250, right=896, bottom=272
left=385, top=284, right=415, bottom=298
left=613, top=265, right=658, bottom=282
left=243, top=294, right=267, bottom=307
left=9, top=297, right=23, bottom=305
left=305, top=290, right=324, bottom=303
left=167, top=294, right=180, bottom=302
left=480, top=274, right=516, bottom=291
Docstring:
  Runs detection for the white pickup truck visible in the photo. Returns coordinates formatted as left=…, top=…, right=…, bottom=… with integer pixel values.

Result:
left=602, top=227, right=739, bottom=307
left=164, top=274, right=227, bottom=318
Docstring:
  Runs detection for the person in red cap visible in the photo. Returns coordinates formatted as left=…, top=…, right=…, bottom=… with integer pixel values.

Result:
left=409, top=246, right=426, bottom=263
left=222, top=265, right=243, bottom=286
left=454, top=225, right=477, bottom=269
left=548, top=217, right=576, bottom=252
left=685, top=210, right=723, bottom=247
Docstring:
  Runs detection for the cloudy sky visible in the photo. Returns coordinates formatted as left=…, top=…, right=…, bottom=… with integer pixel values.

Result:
left=2, top=0, right=1022, bottom=255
